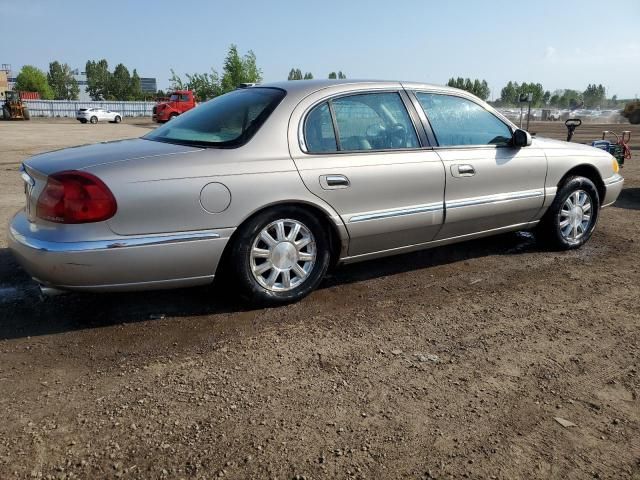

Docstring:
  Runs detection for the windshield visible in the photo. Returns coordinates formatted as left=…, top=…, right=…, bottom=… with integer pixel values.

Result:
left=145, top=87, right=285, bottom=148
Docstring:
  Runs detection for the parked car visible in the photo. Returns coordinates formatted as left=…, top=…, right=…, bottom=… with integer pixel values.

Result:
left=76, top=108, right=122, bottom=124
left=9, top=80, right=624, bottom=305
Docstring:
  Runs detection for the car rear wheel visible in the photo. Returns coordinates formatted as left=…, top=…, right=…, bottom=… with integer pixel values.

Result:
left=80, top=119, right=87, bottom=124
left=538, top=176, right=600, bottom=250
left=90, top=116, right=98, bottom=124
left=230, top=207, right=331, bottom=305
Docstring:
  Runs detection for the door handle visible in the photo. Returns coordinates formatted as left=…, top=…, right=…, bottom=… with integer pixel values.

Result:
left=452, top=164, right=476, bottom=177
left=320, top=174, right=350, bottom=189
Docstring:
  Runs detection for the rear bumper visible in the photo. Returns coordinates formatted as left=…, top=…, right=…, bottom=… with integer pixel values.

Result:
left=602, top=174, right=624, bottom=207
left=8, top=211, right=232, bottom=292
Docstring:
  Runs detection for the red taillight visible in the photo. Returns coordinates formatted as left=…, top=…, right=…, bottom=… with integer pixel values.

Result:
left=36, top=171, right=117, bottom=224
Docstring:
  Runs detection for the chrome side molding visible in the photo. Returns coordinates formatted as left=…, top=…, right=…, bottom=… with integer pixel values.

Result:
left=447, top=189, right=544, bottom=209
left=349, top=202, right=443, bottom=223
left=10, top=227, right=221, bottom=253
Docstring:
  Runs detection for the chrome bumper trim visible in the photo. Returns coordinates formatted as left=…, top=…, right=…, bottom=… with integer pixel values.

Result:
left=447, top=189, right=544, bottom=209
left=9, top=227, right=221, bottom=253
left=604, top=174, right=624, bottom=186
left=349, top=202, right=443, bottom=223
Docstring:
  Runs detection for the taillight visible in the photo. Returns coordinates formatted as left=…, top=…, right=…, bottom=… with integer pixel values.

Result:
left=36, top=171, right=117, bottom=223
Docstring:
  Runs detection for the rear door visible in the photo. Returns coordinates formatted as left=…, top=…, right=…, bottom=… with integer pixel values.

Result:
left=411, top=91, right=547, bottom=239
left=289, top=89, right=445, bottom=257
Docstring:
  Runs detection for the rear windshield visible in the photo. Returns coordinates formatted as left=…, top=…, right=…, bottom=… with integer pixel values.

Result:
left=145, top=87, right=286, bottom=148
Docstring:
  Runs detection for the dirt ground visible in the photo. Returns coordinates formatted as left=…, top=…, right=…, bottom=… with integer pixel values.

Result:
left=0, top=119, right=638, bottom=480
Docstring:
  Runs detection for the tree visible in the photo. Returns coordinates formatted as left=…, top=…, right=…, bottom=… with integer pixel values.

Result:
left=447, top=77, right=490, bottom=100
left=110, top=63, right=131, bottom=100
left=14, top=65, right=54, bottom=99
left=328, top=71, right=346, bottom=79
left=129, top=69, right=142, bottom=100
left=583, top=84, right=606, bottom=108
left=543, top=90, right=551, bottom=105
left=85, top=59, right=111, bottom=100
left=220, top=45, right=262, bottom=93
left=497, top=81, right=545, bottom=106
left=169, top=68, right=185, bottom=90
left=185, top=69, right=221, bottom=101
left=303, top=72, right=313, bottom=80
left=47, top=61, right=79, bottom=100
left=288, top=68, right=303, bottom=80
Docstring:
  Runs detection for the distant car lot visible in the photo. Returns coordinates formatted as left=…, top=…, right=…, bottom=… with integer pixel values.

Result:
left=0, top=118, right=638, bottom=479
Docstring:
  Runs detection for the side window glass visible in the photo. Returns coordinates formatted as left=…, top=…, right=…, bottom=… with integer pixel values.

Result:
left=181, top=94, right=190, bottom=102
left=304, top=102, right=338, bottom=153
left=332, top=93, right=419, bottom=151
left=415, top=93, right=512, bottom=147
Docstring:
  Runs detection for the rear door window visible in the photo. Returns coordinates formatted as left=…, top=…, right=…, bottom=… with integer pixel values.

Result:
left=415, top=93, right=512, bottom=147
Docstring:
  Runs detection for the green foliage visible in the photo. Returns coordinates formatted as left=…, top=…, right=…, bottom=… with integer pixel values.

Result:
left=109, top=63, right=131, bottom=101
left=169, top=45, right=263, bottom=101
left=288, top=68, right=303, bottom=80
left=14, top=65, right=54, bottom=99
left=447, top=77, right=490, bottom=101
left=328, top=71, right=346, bottom=79
left=130, top=69, right=142, bottom=100
left=498, top=81, right=545, bottom=107
left=582, top=84, right=606, bottom=108
left=85, top=59, right=111, bottom=100
left=47, top=61, right=79, bottom=100
left=288, top=68, right=314, bottom=81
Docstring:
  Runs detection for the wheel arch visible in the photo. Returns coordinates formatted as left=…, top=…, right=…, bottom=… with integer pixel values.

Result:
left=215, top=200, right=347, bottom=277
left=557, top=164, right=605, bottom=202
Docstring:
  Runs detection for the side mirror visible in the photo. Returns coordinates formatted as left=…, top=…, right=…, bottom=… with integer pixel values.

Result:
left=512, top=129, right=532, bottom=147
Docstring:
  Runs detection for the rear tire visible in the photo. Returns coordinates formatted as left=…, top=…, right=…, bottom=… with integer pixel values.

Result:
left=538, top=176, right=600, bottom=250
left=80, top=119, right=87, bottom=124
left=2, top=107, right=9, bottom=120
left=629, top=110, right=640, bottom=125
left=90, top=116, right=98, bottom=124
left=22, top=107, right=30, bottom=120
left=229, top=207, right=331, bottom=305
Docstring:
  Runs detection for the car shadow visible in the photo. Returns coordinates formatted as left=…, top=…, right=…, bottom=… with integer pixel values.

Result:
left=614, top=187, right=640, bottom=211
left=0, top=231, right=538, bottom=340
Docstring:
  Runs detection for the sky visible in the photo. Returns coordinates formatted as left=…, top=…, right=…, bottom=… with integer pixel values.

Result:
left=1, top=0, right=639, bottom=99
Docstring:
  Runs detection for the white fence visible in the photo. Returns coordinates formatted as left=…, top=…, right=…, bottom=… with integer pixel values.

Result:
left=24, top=100, right=155, bottom=118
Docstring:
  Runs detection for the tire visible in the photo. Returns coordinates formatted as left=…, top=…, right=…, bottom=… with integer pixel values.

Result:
left=22, top=107, right=30, bottom=120
left=80, top=119, right=87, bottom=124
left=114, top=115, right=121, bottom=123
left=229, top=207, right=331, bottom=305
left=629, top=110, right=640, bottom=125
left=90, top=116, right=98, bottom=124
left=2, top=107, right=9, bottom=120
left=538, top=176, right=600, bottom=250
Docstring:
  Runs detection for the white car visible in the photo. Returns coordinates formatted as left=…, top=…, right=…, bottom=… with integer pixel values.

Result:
left=76, top=108, right=122, bottom=124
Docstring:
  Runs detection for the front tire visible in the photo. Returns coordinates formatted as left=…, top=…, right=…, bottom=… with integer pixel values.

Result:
left=114, top=115, right=121, bottom=123
left=90, top=116, right=98, bottom=124
left=629, top=110, right=640, bottom=125
left=22, top=107, right=30, bottom=120
left=539, top=176, right=600, bottom=250
left=230, top=207, right=331, bottom=305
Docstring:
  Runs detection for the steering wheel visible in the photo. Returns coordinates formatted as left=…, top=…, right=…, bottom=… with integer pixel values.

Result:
left=387, top=123, right=407, bottom=148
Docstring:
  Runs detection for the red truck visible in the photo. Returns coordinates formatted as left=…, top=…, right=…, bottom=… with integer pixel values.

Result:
left=152, top=90, right=196, bottom=122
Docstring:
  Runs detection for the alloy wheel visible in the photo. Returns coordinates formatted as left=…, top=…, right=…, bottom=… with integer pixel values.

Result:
left=559, top=189, right=592, bottom=242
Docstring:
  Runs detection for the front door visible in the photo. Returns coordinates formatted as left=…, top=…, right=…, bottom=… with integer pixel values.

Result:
left=290, top=91, right=446, bottom=257
left=413, top=92, right=547, bottom=239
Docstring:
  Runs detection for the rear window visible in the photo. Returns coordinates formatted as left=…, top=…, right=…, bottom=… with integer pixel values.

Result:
left=145, top=87, right=285, bottom=148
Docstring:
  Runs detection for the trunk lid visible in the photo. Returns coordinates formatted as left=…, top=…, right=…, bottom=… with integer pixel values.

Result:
left=23, top=138, right=202, bottom=175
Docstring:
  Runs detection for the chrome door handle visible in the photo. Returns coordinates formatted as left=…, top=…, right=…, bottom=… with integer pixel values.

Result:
left=452, top=164, right=476, bottom=177
left=320, top=174, right=350, bottom=189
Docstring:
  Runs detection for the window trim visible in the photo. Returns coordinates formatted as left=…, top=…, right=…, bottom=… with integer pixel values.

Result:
left=409, top=90, right=515, bottom=150
left=300, top=89, right=428, bottom=155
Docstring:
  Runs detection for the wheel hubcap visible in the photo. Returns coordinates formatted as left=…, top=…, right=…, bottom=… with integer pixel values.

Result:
left=559, top=190, right=592, bottom=241
left=250, top=219, right=316, bottom=292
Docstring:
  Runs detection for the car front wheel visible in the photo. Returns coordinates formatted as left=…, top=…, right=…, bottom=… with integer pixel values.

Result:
left=90, top=116, right=98, bottom=124
left=114, top=115, right=121, bottom=123
left=230, top=207, right=331, bottom=305
left=539, top=176, right=600, bottom=249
